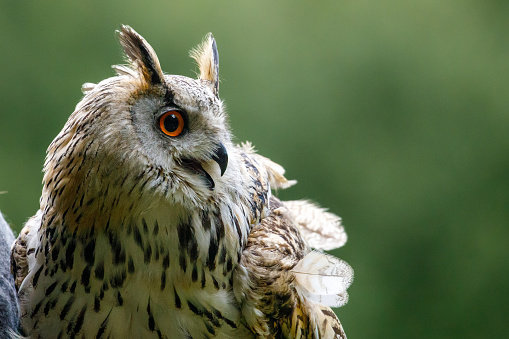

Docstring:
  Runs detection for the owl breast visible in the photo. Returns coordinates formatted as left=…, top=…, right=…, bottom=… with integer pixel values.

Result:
left=20, top=195, right=258, bottom=338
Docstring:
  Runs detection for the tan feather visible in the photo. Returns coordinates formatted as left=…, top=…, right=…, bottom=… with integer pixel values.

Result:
left=311, top=303, right=348, bottom=339
left=111, top=64, right=138, bottom=77
left=236, top=197, right=351, bottom=338
left=241, top=142, right=297, bottom=190
left=11, top=212, right=41, bottom=291
left=285, top=200, right=347, bottom=250
left=81, top=82, right=96, bottom=94
left=117, top=24, right=164, bottom=86
left=189, top=32, right=219, bottom=95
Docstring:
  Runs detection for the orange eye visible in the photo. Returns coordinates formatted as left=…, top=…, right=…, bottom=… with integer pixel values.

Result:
left=159, top=111, right=186, bottom=137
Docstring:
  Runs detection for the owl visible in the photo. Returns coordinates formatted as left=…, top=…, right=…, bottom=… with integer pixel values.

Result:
left=11, top=26, right=353, bottom=338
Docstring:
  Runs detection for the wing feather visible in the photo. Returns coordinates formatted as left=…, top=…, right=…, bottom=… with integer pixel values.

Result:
left=236, top=197, right=352, bottom=338
left=240, top=142, right=297, bottom=190
left=11, top=211, right=42, bottom=291
left=284, top=200, right=347, bottom=251
left=293, top=251, right=353, bottom=296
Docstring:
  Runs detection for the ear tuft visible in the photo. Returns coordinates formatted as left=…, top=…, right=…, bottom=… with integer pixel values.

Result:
left=190, top=33, right=219, bottom=96
left=117, top=25, right=164, bottom=86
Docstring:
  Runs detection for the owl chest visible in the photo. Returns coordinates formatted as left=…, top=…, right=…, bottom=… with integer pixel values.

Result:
left=25, top=215, right=247, bottom=338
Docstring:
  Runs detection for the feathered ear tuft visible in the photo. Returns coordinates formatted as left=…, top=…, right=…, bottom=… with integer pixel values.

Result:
left=190, top=33, right=219, bottom=96
left=117, top=25, right=164, bottom=86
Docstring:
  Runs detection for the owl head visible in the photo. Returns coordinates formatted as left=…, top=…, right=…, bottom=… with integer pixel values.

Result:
left=43, top=26, right=243, bottom=221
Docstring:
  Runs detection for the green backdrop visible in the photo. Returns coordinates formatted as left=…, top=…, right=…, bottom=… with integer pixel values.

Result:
left=1, top=1, right=508, bottom=337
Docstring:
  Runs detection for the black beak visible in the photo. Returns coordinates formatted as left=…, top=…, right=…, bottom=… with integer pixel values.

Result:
left=181, top=143, right=228, bottom=191
left=212, top=143, right=228, bottom=176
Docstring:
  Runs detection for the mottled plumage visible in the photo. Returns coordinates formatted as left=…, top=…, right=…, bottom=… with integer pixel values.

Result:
left=11, top=26, right=353, bottom=338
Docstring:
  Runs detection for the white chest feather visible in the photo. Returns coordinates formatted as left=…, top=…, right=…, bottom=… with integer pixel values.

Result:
left=19, top=202, right=254, bottom=338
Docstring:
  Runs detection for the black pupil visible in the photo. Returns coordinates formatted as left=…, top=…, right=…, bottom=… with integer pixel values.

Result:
left=164, top=114, right=179, bottom=132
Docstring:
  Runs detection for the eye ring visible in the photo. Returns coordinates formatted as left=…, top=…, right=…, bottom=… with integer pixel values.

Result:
left=159, top=110, right=186, bottom=137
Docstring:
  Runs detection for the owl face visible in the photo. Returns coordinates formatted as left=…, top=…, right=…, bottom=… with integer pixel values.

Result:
left=127, top=74, right=230, bottom=192
left=45, top=26, right=235, bottom=213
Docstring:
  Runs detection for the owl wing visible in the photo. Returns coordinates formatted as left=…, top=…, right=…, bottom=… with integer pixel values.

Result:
left=11, top=210, right=42, bottom=292
left=243, top=146, right=346, bottom=251
left=284, top=200, right=347, bottom=251
left=235, top=197, right=352, bottom=338
left=240, top=142, right=297, bottom=191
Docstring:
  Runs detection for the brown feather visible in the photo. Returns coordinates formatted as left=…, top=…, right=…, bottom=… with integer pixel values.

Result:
left=236, top=197, right=349, bottom=338
left=118, top=25, right=164, bottom=86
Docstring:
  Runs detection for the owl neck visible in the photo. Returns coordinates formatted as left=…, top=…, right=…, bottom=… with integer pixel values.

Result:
left=40, top=181, right=252, bottom=294
left=40, top=137, right=268, bottom=276
left=40, top=146, right=254, bottom=257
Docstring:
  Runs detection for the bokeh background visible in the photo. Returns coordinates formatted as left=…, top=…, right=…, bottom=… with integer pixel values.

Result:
left=1, top=1, right=508, bottom=337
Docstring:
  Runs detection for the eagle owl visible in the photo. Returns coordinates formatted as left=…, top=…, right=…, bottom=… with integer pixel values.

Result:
left=11, top=26, right=353, bottom=338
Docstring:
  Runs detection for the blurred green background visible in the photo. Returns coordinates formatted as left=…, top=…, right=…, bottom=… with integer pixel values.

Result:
left=1, top=0, right=508, bottom=337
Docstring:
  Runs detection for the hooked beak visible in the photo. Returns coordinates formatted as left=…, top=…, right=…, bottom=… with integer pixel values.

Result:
left=181, top=143, right=228, bottom=191
left=212, top=142, right=228, bottom=177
